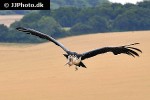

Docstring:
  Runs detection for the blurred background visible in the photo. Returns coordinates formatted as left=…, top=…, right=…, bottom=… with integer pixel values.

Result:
left=0, top=0, right=150, bottom=43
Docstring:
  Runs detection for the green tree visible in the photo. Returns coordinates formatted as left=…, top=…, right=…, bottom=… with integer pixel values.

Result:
left=51, top=0, right=109, bottom=8
left=70, top=15, right=108, bottom=34
left=113, top=8, right=150, bottom=31
left=88, top=15, right=108, bottom=32
left=52, top=7, right=81, bottom=27
left=10, top=14, right=65, bottom=42
left=0, top=24, right=9, bottom=42
left=137, top=1, right=150, bottom=9
left=70, top=23, right=92, bottom=34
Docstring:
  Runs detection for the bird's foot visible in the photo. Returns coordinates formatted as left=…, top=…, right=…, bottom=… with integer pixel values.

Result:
left=75, top=67, right=78, bottom=71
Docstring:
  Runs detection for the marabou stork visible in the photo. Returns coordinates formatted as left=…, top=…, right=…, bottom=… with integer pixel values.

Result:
left=16, top=27, right=142, bottom=70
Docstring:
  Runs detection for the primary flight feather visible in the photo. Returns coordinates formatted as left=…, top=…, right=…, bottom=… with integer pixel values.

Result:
left=16, top=27, right=142, bottom=70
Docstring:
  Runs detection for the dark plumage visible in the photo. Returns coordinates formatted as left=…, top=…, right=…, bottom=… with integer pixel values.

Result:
left=16, top=27, right=142, bottom=70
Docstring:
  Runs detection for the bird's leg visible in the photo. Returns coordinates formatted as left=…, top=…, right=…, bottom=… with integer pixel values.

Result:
left=64, top=61, right=72, bottom=67
left=64, top=62, right=69, bottom=66
left=75, top=66, right=78, bottom=71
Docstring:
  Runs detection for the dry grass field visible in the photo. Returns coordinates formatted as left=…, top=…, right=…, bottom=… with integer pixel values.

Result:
left=0, top=15, right=23, bottom=27
left=0, top=31, right=150, bottom=100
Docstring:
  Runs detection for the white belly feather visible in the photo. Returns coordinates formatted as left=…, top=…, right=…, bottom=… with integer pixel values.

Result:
left=67, top=55, right=81, bottom=66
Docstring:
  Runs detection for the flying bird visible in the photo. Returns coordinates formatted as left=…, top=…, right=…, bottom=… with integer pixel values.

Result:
left=16, top=27, right=142, bottom=70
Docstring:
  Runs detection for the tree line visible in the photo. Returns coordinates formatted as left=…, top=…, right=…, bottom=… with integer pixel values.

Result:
left=51, top=0, right=109, bottom=9
left=0, top=1, right=150, bottom=43
left=0, top=0, right=108, bottom=14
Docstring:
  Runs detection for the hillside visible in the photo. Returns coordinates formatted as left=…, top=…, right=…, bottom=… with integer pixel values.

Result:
left=1, top=1, right=150, bottom=43
left=0, top=31, right=150, bottom=100
left=51, top=0, right=109, bottom=9
left=0, top=15, right=23, bottom=27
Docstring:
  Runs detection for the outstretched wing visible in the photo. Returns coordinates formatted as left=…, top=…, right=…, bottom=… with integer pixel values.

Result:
left=81, top=43, right=142, bottom=60
left=16, top=27, right=70, bottom=53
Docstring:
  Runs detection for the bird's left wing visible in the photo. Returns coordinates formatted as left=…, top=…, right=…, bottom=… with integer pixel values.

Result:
left=81, top=43, right=142, bottom=60
left=16, top=27, right=70, bottom=53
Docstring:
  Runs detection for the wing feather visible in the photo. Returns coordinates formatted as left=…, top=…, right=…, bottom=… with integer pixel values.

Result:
left=16, top=27, right=70, bottom=53
left=81, top=43, right=142, bottom=60
left=126, top=47, right=142, bottom=53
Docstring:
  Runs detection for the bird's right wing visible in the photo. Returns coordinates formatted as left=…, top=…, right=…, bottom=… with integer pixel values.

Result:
left=81, top=43, right=142, bottom=60
left=16, top=27, right=70, bottom=53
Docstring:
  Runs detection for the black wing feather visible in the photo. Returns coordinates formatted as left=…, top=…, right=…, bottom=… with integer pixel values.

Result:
left=126, top=47, right=142, bottom=53
left=81, top=43, right=142, bottom=60
left=16, top=27, right=70, bottom=53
